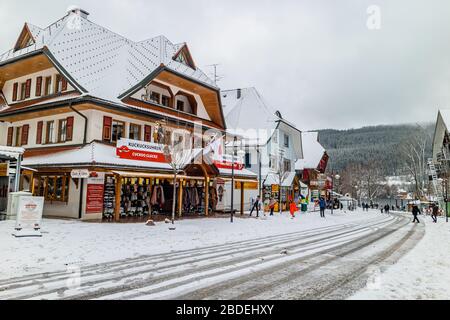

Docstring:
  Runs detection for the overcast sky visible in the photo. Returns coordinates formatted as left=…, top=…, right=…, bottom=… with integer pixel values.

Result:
left=1, top=0, right=450, bottom=130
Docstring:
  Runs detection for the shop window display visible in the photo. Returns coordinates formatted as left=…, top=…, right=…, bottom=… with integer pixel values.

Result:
left=34, top=175, right=70, bottom=203
left=102, top=177, right=210, bottom=220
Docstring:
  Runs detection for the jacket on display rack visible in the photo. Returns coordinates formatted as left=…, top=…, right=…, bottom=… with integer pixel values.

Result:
left=151, top=185, right=165, bottom=206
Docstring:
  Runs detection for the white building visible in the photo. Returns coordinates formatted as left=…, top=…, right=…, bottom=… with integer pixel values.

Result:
left=221, top=88, right=303, bottom=212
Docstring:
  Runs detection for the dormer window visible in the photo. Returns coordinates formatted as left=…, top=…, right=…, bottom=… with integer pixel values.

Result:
left=173, top=45, right=196, bottom=69
left=150, top=92, right=160, bottom=104
left=175, top=52, right=188, bottom=65
left=162, top=95, right=171, bottom=107
left=176, top=100, right=184, bottom=112
left=14, top=24, right=36, bottom=52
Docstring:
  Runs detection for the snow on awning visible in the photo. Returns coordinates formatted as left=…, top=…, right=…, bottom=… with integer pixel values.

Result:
left=111, top=171, right=205, bottom=180
left=22, top=142, right=174, bottom=170
left=217, top=167, right=258, bottom=181
left=281, top=172, right=296, bottom=187
left=0, top=146, right=24, bottom=160
left=263, top=171, right=296, bottom=187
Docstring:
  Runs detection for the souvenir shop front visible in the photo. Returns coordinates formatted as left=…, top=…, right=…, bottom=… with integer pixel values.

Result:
left=262, top=172, right=298, bottom=212
left=105, top=163, right=219, bottom=221
left=21, top=137, right=258, bottom=221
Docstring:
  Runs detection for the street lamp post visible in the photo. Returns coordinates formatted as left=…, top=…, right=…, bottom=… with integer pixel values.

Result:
left=331, top=174, right=340, bottom=215
left=230, top=136, right=245, bottom=223
left=446, top=178, right=449, bottom=223
left=231, top=136, right=236, bottom=223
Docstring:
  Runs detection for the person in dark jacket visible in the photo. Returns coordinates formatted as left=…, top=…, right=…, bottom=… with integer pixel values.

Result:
left=412, top=204, right=421, bottom=223
left=249, top=195, right=261, bottom=217
left=431, top=204, right=438, bottom=223
left=319, top=197, right=327, bottom=218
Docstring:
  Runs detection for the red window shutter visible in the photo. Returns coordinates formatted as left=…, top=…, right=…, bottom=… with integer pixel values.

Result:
left=21, top=124, right=29, bottom=145
left=7, top=127, right=13, bottom=146
left=36, top=77, right=42, bottom=97
left=66, top=116, right=74, bottom=141
left=12, top=83, right=18, bottom=102
left=25, top=79, right=31, bottom=98
left=36, top=121, right=43, bottom=144
left=144, top=125, right=152, bottom=142
left=61, top=78, right=68, bottom=91
left=103, top=116, right=112, bottom=141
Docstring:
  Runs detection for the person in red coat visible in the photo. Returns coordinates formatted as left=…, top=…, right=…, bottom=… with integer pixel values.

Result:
left=290, top=201, right=298, bottom=218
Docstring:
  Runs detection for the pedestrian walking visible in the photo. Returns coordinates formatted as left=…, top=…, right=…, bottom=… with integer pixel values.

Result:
left=319, top=197, right=326, bottom=218
left=431, top=204, right=438, bottom=223
left=268, top=197, right=276, bottom=216
left=412, top=204, right=421, bottom=223
left=384, top=204, right=390, bottom=214
left=289, top=200, right=298, bottom=218
left=249, top=195, right=261, bottom=217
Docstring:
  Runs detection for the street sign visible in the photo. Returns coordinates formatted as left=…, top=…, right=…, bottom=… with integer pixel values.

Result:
left=0, top=163, right=9, bottom=177
left=71, top=169, right=90, bottom=179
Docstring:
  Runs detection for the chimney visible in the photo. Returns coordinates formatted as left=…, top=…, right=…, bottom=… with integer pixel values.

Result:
left=237, top=88, right=242, bottom=99
left=67, top=5, right=90, bottom=19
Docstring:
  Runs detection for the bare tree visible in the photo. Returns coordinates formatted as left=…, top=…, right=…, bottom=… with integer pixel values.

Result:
left=339, top=162, right=384, bottom=204
left=163, top=130, right=195, bottom=228
left=399, top=128, right=429, bottom=200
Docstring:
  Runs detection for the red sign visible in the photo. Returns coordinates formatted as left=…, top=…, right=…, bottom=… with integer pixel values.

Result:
left=86, top=184, right=105, bottom=214
left=116, top=145, right=167, bottom=163
left=214, top=160, right=244, bottom=170
left=116, top=139, right=167, bottom=163
left=86, top=171, right=105, bottom=214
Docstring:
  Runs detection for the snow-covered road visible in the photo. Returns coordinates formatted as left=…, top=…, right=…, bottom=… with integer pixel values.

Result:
left=0, top=211, right=424, bottom=300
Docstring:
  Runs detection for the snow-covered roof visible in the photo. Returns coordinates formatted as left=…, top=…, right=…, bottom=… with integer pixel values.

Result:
left=0, top=146, right=25, bottom=160
left=295, top=132, right=326, bottom=170
left=433, top=109, right=450, bottom=161
left=263, top=171, right=296, bottom=187
left=22, top=142, right=173, bottom=170
left=0, top=10, right=216, bottom=103
left=22, top=141, right=256, bottom=179
left=216, top=167, right=257, bottom=179
left=222, top=88, right=279, bottom=143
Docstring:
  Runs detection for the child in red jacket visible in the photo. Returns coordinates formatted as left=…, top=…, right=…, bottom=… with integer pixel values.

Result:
left=290, top=201, right=298, bottom=218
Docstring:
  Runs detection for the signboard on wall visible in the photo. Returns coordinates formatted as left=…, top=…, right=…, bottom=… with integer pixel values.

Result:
left=206, top=137, right=244, bottom=170
left=71, top=169, right=90, bottom=179
left=116, top=138, right=166, bottom=163
left=13, top=196, right=44, bottom=237
left=235, top=181, right=258, bottom=190
left=86, top=172, right=105, bottom=214
left=0, top=163, right=9, bottom=177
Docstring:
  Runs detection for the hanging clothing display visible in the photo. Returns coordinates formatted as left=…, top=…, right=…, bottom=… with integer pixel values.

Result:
left=209, top=186, right=218, bottom=212
left=151, top=185, right=165, bottom=206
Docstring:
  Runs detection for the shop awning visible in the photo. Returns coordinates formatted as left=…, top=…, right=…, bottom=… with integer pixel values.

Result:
left=0, top=146, right=24, bottom=160
left=217, top=167, right=258, bottom=182
left=111, top=170, right=205, bottom=180
left=263, top=171, right=296, bottom=187
left=23, top=142, right=174, bottom=170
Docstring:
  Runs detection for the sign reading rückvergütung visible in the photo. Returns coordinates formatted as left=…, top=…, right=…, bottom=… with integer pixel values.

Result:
left=14, top=196, right=44, bottom=237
